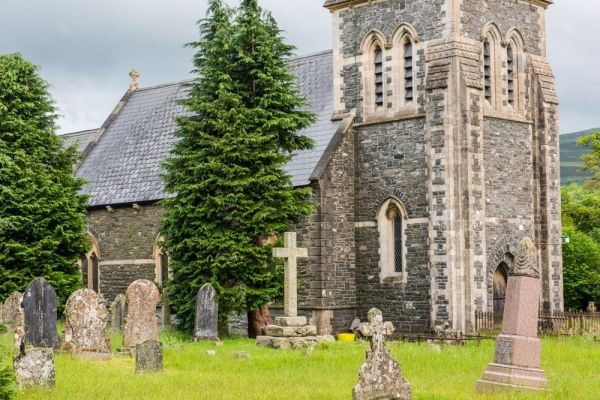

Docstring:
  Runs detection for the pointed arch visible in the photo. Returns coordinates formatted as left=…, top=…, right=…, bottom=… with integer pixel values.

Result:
left=360, top=30, right=388, bottom=118
left=481, top=23, right=502, bottom=109
left=505, top=28, right=526, bottom=112
left=377, top=197, right=408, bottom=283
left=79, top=231, right=101, bottom=292
left=391, top=23, right=418, bottom=110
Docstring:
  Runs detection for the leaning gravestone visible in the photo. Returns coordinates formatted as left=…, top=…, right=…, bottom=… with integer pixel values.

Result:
left=135, top=339, right=163, bottom=373
left=13, top=347, right=55, bottom=388
left=111, top=294, right=128, bottom=332
left=0, top=292, right=22, bottom=330
left=194, top=283, right=218, bottom=340
left=123, top=280, right=160, bottom=348
left=477, top=238, right=547, bottom=392
left=62, top=289, right=111, bottom=359
left=352, top=308, right=412, bottom=400
left=21, top=278, right=60, bottom=349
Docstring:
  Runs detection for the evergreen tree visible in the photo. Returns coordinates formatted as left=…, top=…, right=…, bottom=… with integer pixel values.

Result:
left=161, top=0, right=315, bottom=333
left=0, top=54, right=89, bottom=309
left=0, top=365, right=13, bottom=400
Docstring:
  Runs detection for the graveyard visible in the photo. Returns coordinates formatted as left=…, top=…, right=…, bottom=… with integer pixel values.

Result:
left=0, top=331, right=598, bottom=399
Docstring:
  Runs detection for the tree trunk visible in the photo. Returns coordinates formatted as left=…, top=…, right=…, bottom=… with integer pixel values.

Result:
left=248, top=306, right=271, bottom=339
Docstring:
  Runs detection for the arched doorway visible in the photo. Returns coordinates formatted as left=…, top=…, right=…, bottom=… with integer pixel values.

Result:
left=493, top=262, right=509, bottom=326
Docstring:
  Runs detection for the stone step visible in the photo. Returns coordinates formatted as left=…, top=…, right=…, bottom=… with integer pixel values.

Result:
left=265, top=324, right=317, bottom=337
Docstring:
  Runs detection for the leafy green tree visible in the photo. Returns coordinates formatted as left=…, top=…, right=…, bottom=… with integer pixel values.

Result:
left=577, top=131, right=600, bottom=190
left=561, top=185, right=600, bottom=310
left=0, top=54, right=89, bottom=309
left=161, top=0, right=315, bottom=333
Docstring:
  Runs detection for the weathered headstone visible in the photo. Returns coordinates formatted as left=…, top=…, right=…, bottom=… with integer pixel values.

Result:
left=257, top=232, right=333, bottom=349
left=111, top=294, right=128, bottom=332
left=21, top=278, right=60, bottom=349
left=123, top=280, right=160, bottom=348
left=62, top=289, right=111, bottom=359
left=194, top=283, right=218, bottom=340
left=352, top=308, right=412, bottom=400
left=477, top=238, right=547, bottom=392
left=0, top=292, right=22, bottom=329
left=135, top=339, right=163, bottom=373
left=13, top=347, right=55, bottom=388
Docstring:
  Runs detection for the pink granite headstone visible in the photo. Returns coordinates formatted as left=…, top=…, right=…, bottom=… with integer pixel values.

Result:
left=123, top=280, right=160, bottom=348
left=477, top=238, right=547, bottom=392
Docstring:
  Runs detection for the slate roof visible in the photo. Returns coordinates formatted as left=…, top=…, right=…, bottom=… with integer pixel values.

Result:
left=61, top=129, right=98, bottom=154
left=73, top=50, right=338, bottom=207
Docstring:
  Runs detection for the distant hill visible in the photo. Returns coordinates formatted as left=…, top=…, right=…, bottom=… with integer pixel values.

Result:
left=560, top=128, right=600, bottom=186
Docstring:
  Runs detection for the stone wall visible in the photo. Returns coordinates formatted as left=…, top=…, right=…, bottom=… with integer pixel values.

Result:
left=296, top=126, right=358, bottom=333
left=332, top=0, right=444, bottom=117
left=460, top=0, right=546, bottom=56
left=86, top=204, right=163, bottom=303
left=355, top=117, right=431, bottom=333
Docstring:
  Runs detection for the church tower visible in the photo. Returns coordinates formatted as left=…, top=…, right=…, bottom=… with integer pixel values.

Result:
left=324, top=0, right=562, bottom=333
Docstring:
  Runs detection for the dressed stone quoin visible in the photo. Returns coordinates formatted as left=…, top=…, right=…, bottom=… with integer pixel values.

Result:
left=64, top=0, right=562, bottom=335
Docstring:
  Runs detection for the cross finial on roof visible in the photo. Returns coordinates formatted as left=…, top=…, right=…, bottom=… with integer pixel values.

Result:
left=129, top=68, right=140, bottom=91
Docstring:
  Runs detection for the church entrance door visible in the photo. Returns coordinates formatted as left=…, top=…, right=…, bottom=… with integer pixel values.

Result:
left=91, top=254, right=99, bottom=292
left=493, top=262, right=508, bottom=327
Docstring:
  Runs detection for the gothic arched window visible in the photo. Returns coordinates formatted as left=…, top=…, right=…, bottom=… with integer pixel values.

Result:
left=79, top=232, right=101, bottom=293
left=374, top=47, right=384, bottom=107
left=377, top=198, right=408, bottom=282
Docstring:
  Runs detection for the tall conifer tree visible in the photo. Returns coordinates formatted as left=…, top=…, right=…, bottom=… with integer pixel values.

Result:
left=161, top=0, right=315, bottom=333
left=0, top=54, right=89, bottom=308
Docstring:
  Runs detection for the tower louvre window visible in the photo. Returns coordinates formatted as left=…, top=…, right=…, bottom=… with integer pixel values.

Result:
left=484, top=40, right=492, bottom=101
left=507, top=45, right=515, bottom=105
left=375, top=47, right=384, bottom=106
left=404, top=41, right=413, bottom=101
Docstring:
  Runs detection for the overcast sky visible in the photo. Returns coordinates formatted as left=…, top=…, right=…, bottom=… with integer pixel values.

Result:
left=1, top=0, right=598, bottom=134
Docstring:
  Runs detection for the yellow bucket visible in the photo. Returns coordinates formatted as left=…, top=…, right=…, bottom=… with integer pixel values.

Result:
left=336, top=333, right=356, bottom=342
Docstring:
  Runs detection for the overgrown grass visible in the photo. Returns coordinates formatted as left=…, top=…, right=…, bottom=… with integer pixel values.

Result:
left=0, top=331, right=598, bottom=400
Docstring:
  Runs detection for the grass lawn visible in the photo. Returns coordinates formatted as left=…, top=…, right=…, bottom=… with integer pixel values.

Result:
left=1, top=331, right=599, bottom=400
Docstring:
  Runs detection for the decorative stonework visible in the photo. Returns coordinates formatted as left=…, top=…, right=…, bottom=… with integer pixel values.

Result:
left=509, top=238, right=540, bottom=278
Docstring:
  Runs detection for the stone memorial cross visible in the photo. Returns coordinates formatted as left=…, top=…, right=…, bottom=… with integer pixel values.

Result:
left=353, top=308, right=412, bottom=400
left=272, top=232, right=308, bottom=318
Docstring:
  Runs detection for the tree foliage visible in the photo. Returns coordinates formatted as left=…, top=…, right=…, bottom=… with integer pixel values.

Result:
left=161, top=0, right=315, bottom=332
left=561, top=184, right=600, bottom=310
left=0, top=54, right=89, bottom=309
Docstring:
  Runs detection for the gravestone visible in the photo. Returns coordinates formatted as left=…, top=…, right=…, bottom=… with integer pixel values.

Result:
left=135, top=339, right=163, bottom=373
left=13, top=347, right=55, bottom=388
left=352, top=308, right=412, bottom=400
left=62, top=289, right=111, bottom=359
left=21, top=278, right=60, bottom=349
left=0, top=292, right=22, bottom=330
left=123, top=280, right=160, bottom=348
left=477, top=238, right=547, bottom=392
left=111, top=294, right=128, bottom=332
left=257, top=232, right=333, bottom=349
left=194, top=283, right=218, bottom=340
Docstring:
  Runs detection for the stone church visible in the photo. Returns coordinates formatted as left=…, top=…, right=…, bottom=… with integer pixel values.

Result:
left=64, top=0, right=563, bottom=335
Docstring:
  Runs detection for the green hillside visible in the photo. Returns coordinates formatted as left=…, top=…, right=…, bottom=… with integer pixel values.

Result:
left=560, top=128, right=599, bottom=186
